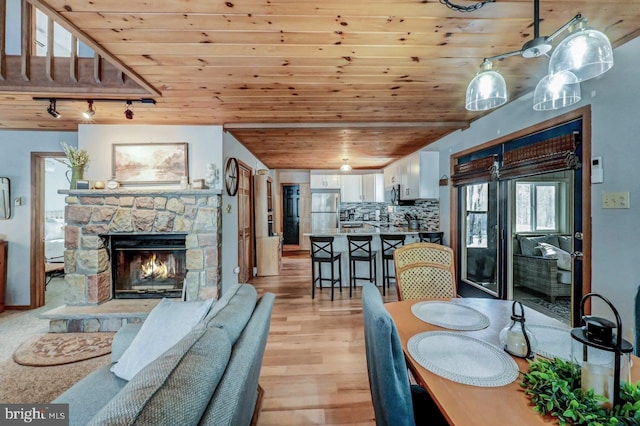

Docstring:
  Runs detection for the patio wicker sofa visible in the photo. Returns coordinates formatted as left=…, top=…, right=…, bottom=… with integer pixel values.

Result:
left=513, top=234, right=572, bottom=302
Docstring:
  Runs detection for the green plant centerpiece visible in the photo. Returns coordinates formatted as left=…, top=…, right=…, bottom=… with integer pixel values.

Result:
left=521, top=357, right=640, bottom=425
left=58, top=142, right=90, bottom=189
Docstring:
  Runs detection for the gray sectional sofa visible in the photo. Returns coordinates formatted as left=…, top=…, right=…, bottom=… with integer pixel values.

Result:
left=54, top=284, right=275, bottom=426
left=513, top=234, right=572, bottom=302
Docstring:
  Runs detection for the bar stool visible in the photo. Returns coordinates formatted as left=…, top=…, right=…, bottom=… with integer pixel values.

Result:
left=419, top=231, right=444, bottom=245
left=309, top=236, right=342, bottom=301
left=347, top=235, right=377, bottom=297
left=379, top=234, right=406, bottom=296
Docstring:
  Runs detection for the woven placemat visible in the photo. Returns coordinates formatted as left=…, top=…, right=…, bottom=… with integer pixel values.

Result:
left=411, top=301, right=490, bottom=331
left=13, top=333, right=113, bottom=367
left=528, top=324, right=571, bottom=361
left=408, top=331, right=519, bottom=387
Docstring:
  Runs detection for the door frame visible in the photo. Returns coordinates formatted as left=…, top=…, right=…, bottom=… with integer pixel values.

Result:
left=450, top=106, right=592, bottom=317
left=281, top=183, right=301, bottom=247
left=30, top=152, right=65, bottom=309
left=236, top=159, right=254, bottom=283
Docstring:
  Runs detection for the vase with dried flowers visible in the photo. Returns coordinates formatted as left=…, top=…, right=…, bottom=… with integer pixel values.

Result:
left=58, top=142, right=90, bottom=189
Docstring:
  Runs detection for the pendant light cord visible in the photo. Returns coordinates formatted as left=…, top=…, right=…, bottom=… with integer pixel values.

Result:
left=439, top=0, right=495, bottom=13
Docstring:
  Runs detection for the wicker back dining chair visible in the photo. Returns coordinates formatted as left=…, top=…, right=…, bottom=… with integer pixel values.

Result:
left=393, top=242, right=456, bottom=301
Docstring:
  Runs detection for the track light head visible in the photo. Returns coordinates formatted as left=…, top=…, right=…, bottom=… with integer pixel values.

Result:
left=47, top=99, right=61, bottom=119
left=82, top=100, right=95, bottom=119
left=124, top=101, right=134, bottom=120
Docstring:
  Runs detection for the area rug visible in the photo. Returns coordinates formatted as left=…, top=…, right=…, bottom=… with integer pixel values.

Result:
left=0, top=355, right=110, bottom=403
left=13, top=333, right=114, bottom=367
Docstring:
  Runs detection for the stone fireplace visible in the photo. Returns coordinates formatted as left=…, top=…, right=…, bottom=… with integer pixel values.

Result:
left=62, top=189, right=222, bottom=305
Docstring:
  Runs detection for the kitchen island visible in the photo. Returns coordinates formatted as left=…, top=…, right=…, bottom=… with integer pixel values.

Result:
left=305, top=224, right=427, bottom=294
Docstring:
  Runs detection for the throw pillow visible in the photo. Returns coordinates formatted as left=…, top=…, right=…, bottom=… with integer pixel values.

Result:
left=111, top=297, right=214, bottom=381
left=537, top=242, right=572, bottom=271
left=558, top=235, right=572, bottom=253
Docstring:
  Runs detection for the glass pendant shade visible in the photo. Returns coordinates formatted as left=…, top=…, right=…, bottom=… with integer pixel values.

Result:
left=533, top=72, right=581, bottom=111
left=465, top=69, right=507, bottom=111
left=549, top=28, right=613, bottom=83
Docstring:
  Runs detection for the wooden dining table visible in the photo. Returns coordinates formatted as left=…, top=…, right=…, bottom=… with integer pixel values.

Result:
left=385, top=298, right=640, bottom=425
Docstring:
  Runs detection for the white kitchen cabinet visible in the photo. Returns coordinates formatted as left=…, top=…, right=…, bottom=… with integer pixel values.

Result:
left=340, top=174, right=362, bottom=202
left=396, top=151, right=440, bottom=200
left=310, top=174, right=341, bottom=189
left=362, top=173, right=384, bottom=202
left=384, top=162, right=400, bottom=188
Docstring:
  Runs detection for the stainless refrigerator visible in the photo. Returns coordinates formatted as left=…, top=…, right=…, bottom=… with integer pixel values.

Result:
left=311, top=190, right=340, bottom=233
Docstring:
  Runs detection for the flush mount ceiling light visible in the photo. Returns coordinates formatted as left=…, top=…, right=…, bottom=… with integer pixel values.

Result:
left=82, top=100, right=95, bottom=119
left=124, top=101, right=134, bottom=120
left=47, top=99, right=60, bottom=119
left=340, top=158, right=352, bottom=172
left=465, top=0, right=613, bottom=112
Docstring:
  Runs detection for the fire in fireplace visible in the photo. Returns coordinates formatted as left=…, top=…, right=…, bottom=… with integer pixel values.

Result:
left=107, top=234, right=187, bottom=299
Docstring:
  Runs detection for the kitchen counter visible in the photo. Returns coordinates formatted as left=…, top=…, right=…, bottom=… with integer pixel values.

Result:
left=307, top=223, right=422, bottom=237
left=304, top=225, right=429, bottom=290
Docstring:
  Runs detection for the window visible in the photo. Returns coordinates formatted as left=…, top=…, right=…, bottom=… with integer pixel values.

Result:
left=515, top=182, right=561, bottom=233
left=465, top=183, right=488, bottom=248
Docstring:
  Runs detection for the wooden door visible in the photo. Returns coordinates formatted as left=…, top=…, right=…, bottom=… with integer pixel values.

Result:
left=237, top=162, right=253, bottom=283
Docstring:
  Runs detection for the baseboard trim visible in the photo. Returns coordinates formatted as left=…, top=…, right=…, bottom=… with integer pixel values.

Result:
left=3, top=305, right=31, bottom=311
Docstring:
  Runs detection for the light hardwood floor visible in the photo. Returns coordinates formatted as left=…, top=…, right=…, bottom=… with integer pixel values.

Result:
left=252, top=251, right=398, bottom=425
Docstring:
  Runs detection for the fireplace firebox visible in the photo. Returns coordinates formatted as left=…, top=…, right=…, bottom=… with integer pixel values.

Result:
left=106, top=234, right=187, bottom=299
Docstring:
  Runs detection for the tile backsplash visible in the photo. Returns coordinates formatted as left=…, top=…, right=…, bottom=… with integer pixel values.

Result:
left=340, top=200, right=440, bottom=231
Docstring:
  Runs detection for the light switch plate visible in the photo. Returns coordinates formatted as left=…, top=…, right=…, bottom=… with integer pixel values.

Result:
left=602, top=192, right=630, bottom=209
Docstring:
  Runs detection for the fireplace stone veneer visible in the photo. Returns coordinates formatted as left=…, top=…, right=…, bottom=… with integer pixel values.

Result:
left=61, top=189, right=222, bottom=305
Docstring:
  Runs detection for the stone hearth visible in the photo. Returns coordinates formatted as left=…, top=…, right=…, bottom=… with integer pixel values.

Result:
left=61, top=189, right=222, bottom=307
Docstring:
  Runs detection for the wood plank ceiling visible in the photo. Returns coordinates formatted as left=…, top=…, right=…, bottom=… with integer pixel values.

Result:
left=2, top=0, right=640, bottom=169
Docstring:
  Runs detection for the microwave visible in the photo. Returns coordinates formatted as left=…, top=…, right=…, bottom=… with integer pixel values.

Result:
left=384, top=185, right=399, bottom=205
left=384, top=184, right=415, bottom=206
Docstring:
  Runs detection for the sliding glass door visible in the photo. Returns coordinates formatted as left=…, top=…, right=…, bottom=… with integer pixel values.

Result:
left=459, top=181, right=500, bottom=297
left=453, top=116, right=587, bottom=326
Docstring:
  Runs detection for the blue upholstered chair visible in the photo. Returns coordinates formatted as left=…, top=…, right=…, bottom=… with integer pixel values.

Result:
left=362, top=282, right=448, bottom=426
left=362, top=282, right=416, bottom=426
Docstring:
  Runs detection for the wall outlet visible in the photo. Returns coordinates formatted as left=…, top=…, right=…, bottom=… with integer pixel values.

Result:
left=602, top=192, right=630, bottom=209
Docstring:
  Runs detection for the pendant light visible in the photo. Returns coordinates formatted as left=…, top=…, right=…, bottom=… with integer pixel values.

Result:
left=340, top=158, right=352, bottom=172
left=465, top=60, right=507, bottom=111
left=533, top=72, right=581, bottom=111
left=464, top=0, right=612, bottom=112
left=548, top=19, right=614, bottom=83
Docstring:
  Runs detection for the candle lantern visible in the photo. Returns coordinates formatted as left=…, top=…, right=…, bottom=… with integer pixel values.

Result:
left=570, top=293, right=633, bottom=408
left=499, top=301, right=536, bottom=358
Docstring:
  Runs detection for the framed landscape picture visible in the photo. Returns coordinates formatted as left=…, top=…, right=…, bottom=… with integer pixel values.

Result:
left=112, top=143, right=188, bottom=185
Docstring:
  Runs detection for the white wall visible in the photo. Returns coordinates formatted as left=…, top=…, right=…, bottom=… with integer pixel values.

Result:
left=0, top=130, right=78, bottom=306
left=78, top=124, right=223, bottom=191
left=428, top=37, right=640, bottom=338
